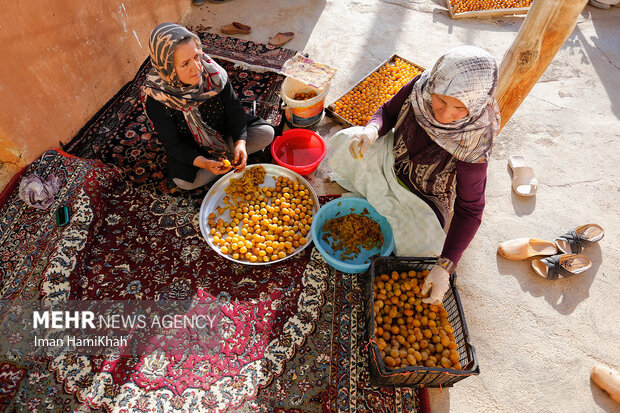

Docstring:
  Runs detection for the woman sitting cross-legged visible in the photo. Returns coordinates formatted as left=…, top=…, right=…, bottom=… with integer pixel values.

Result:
left=143, top=23, right=274, bottom=190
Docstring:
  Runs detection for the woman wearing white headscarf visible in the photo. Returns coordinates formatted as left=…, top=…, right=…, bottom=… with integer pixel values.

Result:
left=143, top=23, right=274, bottom=190
left=331, top=46, right=500, bottom=304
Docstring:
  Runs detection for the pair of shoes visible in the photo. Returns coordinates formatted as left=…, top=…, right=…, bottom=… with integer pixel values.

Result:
left=498, top=224, right=604, bottom=260
left=221, top=22, right=251, bottom=35
left=268, top=32, right=295, bottom=47
left=218, top=25, right=294, bottom=47
left=497, top=224, right=604, bottom=279
left=508, top=155, right=538, bottom=197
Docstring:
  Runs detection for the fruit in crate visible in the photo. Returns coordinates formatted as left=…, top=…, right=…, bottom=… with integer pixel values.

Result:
left=373, top=270, right=462, bottom=370
left=331, top=58, right=421, bottom=126
left=451, top=0, right=533, bottom=13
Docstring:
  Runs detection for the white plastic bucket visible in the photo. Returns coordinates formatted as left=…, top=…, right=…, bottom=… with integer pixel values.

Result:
left=281, top=77, right=330, bottom=128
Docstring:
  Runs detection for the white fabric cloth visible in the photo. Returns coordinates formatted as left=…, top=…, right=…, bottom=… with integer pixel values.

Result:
left=327, top=127, right=445, bottom=257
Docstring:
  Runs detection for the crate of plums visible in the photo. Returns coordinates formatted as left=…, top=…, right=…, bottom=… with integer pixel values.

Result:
left=362, top=256, right=479, bottom=387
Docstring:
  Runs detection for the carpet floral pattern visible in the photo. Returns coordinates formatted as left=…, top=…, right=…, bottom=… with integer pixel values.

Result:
left=0, top=150, right=320, bottom=411
left=0, top=151, right=418, bottom=412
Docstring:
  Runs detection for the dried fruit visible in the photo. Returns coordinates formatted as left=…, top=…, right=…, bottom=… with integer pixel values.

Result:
left=332, top=58, right=422, bottom=126
left=294, top=91, right=318, bottom=100
left=208, top=168, right=314, bottom=263
left=372, top=269, right=461, bottom=370
left=322, top=211, right=384, bottom=260
left=450, top=0, right=533, bottom=14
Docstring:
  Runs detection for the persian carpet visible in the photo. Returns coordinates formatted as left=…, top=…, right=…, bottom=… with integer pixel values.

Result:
left=0, top=151, right=419, bottom=412
left=63, top=32, right=296, bottom=201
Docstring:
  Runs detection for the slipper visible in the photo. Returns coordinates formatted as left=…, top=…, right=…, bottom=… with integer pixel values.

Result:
left=497, top=237, right=558, bottom=260
left=508, top=155, right=538, bottom=197
left=268, top=32, right=294, bottom=47
left=531, top=254, right=591, bottom=280
left=591, top=365, right=620, bottom=404
left=221, top=22, right=251, bottom=35
left=556, top=223, right=604, bottom=254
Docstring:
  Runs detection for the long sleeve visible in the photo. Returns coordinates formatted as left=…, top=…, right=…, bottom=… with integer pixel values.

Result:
left=368, top=76, right=419, bottom=136
left=220, top=81, right=248, bottom=142
left=145, top=96, right=200, bottom=165
left=440, top=160, right=487, bottom=265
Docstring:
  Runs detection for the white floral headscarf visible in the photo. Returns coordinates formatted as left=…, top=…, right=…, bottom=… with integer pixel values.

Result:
left=410, top=46, right=501, bottom=163
left=142, top=23, right=229, bottom=151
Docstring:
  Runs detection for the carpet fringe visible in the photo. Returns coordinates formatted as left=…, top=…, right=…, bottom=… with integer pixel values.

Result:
left=209, top=55, right=283, bottom=75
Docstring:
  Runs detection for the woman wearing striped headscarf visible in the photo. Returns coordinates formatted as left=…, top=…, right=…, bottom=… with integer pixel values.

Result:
left=335, top=46, right=500, bottom=304
left=143, top=23, right=274, bottom=190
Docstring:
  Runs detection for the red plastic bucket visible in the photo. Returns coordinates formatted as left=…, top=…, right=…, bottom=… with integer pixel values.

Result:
left=270, top=129, right=326, bottom=175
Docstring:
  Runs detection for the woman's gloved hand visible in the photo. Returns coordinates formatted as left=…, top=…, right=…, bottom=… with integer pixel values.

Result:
left=348, top=125, right=379, bottom=160
left=421, top=265, right=450, bottom=305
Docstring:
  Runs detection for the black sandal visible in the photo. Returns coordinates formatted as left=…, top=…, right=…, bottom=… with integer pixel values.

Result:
left=531, top=254, right=592, bottom=280
left=556, top=224, right=604, bottom=254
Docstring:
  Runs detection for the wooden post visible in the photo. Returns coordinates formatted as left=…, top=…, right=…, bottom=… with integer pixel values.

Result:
left=496, top=0, right=588, bottom=130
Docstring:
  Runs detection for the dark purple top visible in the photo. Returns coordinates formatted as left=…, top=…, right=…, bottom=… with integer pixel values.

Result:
left=369, top=78, right=488, bottom=266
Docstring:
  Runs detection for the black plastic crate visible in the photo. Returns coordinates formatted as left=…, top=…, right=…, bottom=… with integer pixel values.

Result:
left=363, top=256, right=479, bottom=387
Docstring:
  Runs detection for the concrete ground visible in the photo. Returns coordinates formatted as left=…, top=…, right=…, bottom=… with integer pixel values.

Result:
left=182, top=1, right=620, bottom=412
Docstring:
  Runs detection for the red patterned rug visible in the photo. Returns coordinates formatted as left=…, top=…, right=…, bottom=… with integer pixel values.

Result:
left=0, top=151, right=418, bottom=412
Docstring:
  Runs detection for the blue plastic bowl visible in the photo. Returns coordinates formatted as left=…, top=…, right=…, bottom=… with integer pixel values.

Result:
left=311, top=197, right=395, bottom=273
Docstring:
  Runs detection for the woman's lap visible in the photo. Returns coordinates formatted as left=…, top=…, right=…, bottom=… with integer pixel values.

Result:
left=172, top=123, right=274, bottom=190
left=173, top=168, right=216, bottom=190
left=327, top=127, right=445, bottom=256
left=246, top=124, right=274, bottom=154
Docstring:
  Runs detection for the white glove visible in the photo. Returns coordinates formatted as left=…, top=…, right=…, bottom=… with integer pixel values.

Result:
left=348, top=125, right=379, bottom=160
left=421, top=265, right=450, bottom=305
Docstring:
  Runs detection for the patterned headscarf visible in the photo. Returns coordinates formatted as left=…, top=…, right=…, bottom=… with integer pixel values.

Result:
left=142, top=23, right=229, bottom=151
left=409, top=46, right=501, bottom=163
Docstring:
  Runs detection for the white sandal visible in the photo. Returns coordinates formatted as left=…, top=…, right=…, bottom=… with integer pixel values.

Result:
left=508, top=155, right=538, bottom=197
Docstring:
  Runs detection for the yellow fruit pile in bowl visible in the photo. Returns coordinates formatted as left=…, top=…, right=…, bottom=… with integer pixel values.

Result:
left=373, top=270, right=462, bottom=370
left=207, top=166, right=315, bottom=263
left=331, top=57, right=422, bottom=126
